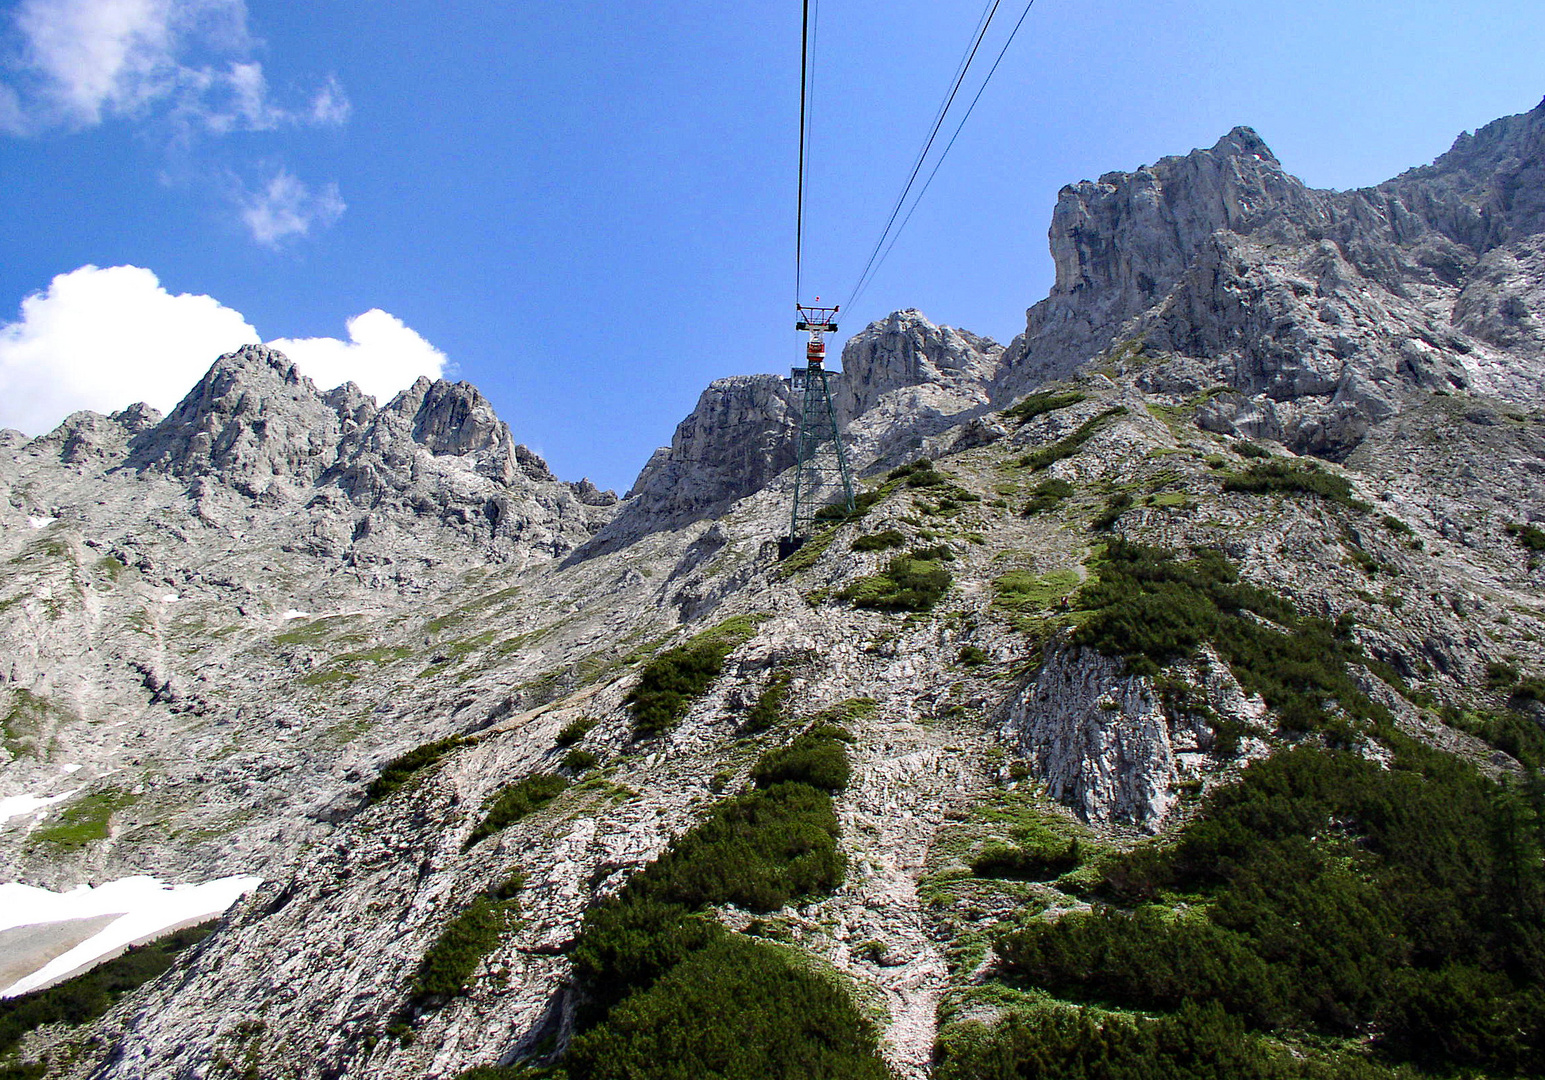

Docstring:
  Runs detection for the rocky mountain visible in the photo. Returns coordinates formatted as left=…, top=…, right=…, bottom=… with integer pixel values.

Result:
left=2, top=101, right=1544, bottom=1080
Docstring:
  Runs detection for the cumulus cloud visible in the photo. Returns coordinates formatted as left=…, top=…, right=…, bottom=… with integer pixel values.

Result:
left=0, top=265, right=448, bottom=435
left=0, top=264, right=257, bottom=433
left=269, top=310, right=448, bottom=404
left=2, top=0, right=347, bottom=135
left=238, top=168, right=346, bottom=247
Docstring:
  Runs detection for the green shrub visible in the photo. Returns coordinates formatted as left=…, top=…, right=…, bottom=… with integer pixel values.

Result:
left=741, top=670, right=794, bottom=735
left=1506, top=521, right=1545, bottom=551
left=562, top=748, right=600, bottom=773
left=1017, top=407, right=1128, bottom=471
left=992, top=568, right=1081, bottom=614
left=1001, top=389, right=1087, bottom=426
left=1022, top=478, right=1074, bottom=515
left=1073, top=539, right=1388, bottom=736
left=554, top=718, right=595, bottom=746
left=971, top=840, right=1079, bottom=881
left=1235, top=440, right=1271, bottom=459
left=566, top=935, right=892, bottom=1080
left=626, top=615, right=762, bottom=736
left=0, top=924, right=212, bottom=1060
left=993, top=741, right=1545, bottom=1075
left=1091, top=490, right=1133, bottom=531
left=750, top=730, right=851, bottom=794
left=413, top=875, right=526, bottom=1002
left=463, top=774, right=569, bottom=851
left=852, top=529, right=906, bottom=552
left=1222, top=459, right=1359, bottom=505
left=1381, top=515, right=1413, bottom=536
left=366, top=736, right=467, bottom=804
left=936, top=999, right=1407, bottom=1080
left=958, top=645, right=989, bottom=667
left=840, top=551, right=952, bottom=612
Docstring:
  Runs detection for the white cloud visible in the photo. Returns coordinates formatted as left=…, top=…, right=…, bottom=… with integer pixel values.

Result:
left=3, top=0, right=347, bottom=135
left=0, top=265, right=449, bottom=435
left=269, top=309, right=448, bottom=403
left=0, top=264, right=256, bottom=434
left=238, top=168, right=346, bottom=247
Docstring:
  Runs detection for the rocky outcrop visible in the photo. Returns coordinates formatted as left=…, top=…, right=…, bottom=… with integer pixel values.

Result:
left=1001, top=99, right=1545, bottom=458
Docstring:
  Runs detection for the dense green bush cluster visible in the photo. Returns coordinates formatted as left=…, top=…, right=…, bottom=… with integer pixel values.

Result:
left=366, top=735, right=468, bottom=803
left=1016, top=407, right=1128, bottom=471
left=1022, top=478, right=1074, bottom=515
left=0, top=924, right=212, bottom=1063
left=1506, top=521, right=1545, bottom=551
left=413, top=873, right=526, bottom=1002
left=567, top=935, right=892, bottom=1080
left=840, top=549, right=953, bottom=612
left=626, top=615, right=762, bottom=736
left=994, top=743, right=1545, bottom=1075
left=936, top=1000, right=1410, bottom=1080
left=463, top=774, right=568, bottom=851
left=474, top=728, right=886, bottom=1079
left=749, top=727, right=852, bottom=793
left=1090, top=490, right=1133, bottom=531
left=1234, top=439, right=1271, bottom=459
left=1001, top=389, right=1087, bottom=426
left=554, top=718, right=595, bottom=746
left=971, top=839, right=1080, bottom=882
left=1222, top=459, right=1360, bottom=505
left=740, top=670, right=793, bottom=735
left=851, top=529, right=906, bottom=552
left=1073, top=539, right=1388, bottom=737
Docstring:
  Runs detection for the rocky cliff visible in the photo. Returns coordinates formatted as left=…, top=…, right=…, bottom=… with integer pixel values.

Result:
left=1002, top=99, right=1545, bottom=458
left=1, top=101, right=1543, bottom=1080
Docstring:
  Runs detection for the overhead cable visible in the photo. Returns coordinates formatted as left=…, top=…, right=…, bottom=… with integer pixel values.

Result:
left=843, top=0, right=1005, bottom=310
left=847, top=0, right=1039, bottom=310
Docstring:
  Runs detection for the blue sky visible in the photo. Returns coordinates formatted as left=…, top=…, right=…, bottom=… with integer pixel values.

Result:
left=1, top=0, right=1542, bottom=492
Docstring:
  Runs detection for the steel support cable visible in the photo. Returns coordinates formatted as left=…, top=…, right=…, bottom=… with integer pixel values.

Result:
left=795, top=0, right=812, bottom=304
left=843, top=0, right=1005, bottom=311
left=848, top=0, right=1039, bottom=310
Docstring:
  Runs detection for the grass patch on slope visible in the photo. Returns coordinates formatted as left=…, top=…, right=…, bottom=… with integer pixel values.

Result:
left=626, top=614, right=764, bottom=737
left=463, top=774, right=569, bottom=851
left=840, top=548, right=953, bottom=612
left=1016, top=407, right=1128, bottom=472
left=30, top=788, right=139, bottom=849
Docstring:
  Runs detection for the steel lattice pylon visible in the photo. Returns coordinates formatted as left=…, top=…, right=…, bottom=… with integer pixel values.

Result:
left=787, top=303, right=855, bottom=544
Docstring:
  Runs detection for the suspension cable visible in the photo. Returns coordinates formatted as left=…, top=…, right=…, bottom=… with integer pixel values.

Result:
left=848, top=0, right=1039, bottom=311
left=795, top=0, right=813, bottom=304
left=843, top=0, right=1005, bottom=310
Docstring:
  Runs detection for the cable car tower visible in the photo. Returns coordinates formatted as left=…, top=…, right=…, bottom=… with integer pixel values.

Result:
left=785, top=300, right=855, bottom=550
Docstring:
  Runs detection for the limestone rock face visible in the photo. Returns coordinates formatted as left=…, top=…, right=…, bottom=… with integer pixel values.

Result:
left=609, top=311, right=1004, bottom=541
left=129, top=345, right=347, bottom=497
left=1001, top=100, right=1545, bottom=457
left=600, top=374, right=796, bottom=540
left=834, top=309, right=1003, bottom=424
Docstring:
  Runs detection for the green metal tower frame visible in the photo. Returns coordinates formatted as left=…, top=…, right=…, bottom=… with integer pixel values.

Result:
left=788, top=304, right=855, bottom=542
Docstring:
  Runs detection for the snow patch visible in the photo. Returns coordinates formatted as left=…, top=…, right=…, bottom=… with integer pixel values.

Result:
left=26, top=516, right=55, bottom=529
left=281, top=609, right=311, bottom=621
left=0, top=789, right=79, bottom=825
left=59, top=764, right=81, bottom=774
left=0, top=875, right=262, bottom=998
left=160, top=594, right=180, bottom=603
